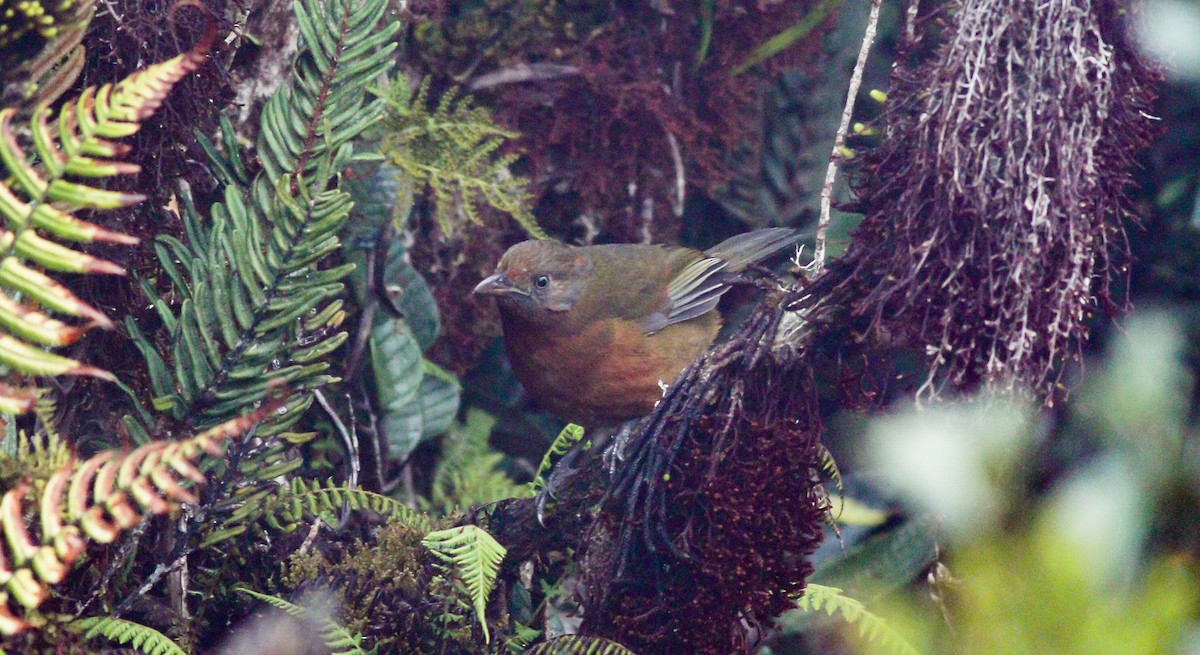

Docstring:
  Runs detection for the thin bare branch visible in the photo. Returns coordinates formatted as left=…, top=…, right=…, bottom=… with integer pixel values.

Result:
left=812, top=0, right=883, bottom=278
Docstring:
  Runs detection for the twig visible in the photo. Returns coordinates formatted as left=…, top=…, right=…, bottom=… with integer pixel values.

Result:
left=467, top=63, right=580, bottom=91
left=315, top=389, right=358, bottom=491
left=811, top=0, right=883, bottom=278
left=297, top=519, right=323, bottom=556
left=168, top=515, right=190, bottom=621
left=664, top=127, right=686, bottom=217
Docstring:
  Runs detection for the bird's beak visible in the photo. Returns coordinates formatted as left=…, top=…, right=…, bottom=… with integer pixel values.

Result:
left=473, top=273, right=524, bottom=296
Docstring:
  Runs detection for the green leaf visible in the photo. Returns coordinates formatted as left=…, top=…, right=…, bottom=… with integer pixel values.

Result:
left=422, top=524, right=507, bottom=643
left=528, top=423, right=585, bottom=497
left=791, top=584, right=922, bottom=655
left=347, top=231, right=440, bottom=351
left=731, top=0, right=842, bottom=76
left=381, top=244, right=440, bottom=351
left=69, top=617, right=188, bottom=655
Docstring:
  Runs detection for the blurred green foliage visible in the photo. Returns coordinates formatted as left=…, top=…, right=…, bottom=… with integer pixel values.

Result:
left=795, top=313, right=1200, bottom=655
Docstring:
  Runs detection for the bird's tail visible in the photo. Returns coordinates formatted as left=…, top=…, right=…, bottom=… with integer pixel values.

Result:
left=704, top=227, right=801, bottom=271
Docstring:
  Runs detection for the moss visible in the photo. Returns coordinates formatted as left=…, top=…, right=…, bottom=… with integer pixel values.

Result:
left=279, top=521, right=493, bottom=653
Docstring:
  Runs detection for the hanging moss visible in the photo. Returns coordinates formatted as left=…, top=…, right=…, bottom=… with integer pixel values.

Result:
left=821, top=0, right=1163, bottom=401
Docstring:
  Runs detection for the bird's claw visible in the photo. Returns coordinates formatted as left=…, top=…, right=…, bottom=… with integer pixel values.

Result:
left=534, top=486, right=557, bottom=527
left=602, top=422, right=638, bottom=477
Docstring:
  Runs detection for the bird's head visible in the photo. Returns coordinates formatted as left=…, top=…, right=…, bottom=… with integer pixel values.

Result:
left=473, top=239, right=593, bottom=323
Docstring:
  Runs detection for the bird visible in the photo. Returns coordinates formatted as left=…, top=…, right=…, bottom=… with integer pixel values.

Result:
left=473, top=228, right=800, bottom=427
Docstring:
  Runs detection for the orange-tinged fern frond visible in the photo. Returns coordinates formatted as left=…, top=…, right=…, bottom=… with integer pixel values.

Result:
left=0, top=392, right=286, bottom=635
left=0, top=16, right=214, bottom=411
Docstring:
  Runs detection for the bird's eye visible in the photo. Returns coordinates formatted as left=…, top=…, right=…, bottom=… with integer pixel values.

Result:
left=535, top=275, right=550, bottom=289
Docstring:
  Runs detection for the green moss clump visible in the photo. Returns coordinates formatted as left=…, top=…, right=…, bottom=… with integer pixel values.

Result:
left=280, top=521, right=496, bottom=653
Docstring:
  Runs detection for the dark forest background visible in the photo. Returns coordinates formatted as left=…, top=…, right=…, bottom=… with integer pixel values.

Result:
left=0, top=0, right=1197, bottom=653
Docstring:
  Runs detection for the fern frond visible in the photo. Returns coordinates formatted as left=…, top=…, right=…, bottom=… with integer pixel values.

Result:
left=131, top=172, right=354, bottom=436
left=381, top=78, right=545, bottom=238
left=818, top=443, right=843, bottom=496
left=68, top=616, right=188, bottom=655
left=422, top=524, right=507, bottom=643
left=208, top=477, right=431, bottom=547
left=427, top=409, right=522, bottom=513
left=0, top=23, right=211, bottom=412
left=528, top=423, right=585, bottom=497
left=257, top=0, right=400, bottom=182
left=128, top=0, right=398, bottom=436
left=238, top=588, right=373, bottom=655
left=0, top=396, right=284, bottom=634
left=524, top=635, right=639, bottom=655
left=796, top=584, right=922, bottom=655
left=0, top=394, right=71, bottom=481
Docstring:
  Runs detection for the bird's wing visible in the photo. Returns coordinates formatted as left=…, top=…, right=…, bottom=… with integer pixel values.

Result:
left=703, top=227, right=800, bottom=271
left=643, top=229, right=799, bottom=335
left=660, top=256, right=729, bottom=328
left=639, top=253, right=728, bottom=335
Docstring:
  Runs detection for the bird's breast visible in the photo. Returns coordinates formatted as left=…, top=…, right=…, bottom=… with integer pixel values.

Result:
left=500, top=311, right=720, bottom=425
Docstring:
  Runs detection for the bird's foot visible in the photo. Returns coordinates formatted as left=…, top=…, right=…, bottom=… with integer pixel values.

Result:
left=602, top=421, right=640, bottom=477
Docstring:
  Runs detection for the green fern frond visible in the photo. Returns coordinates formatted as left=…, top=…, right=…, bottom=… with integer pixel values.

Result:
left=0, top=24, right=210, bottom=413
left=796, top=583, right=922, bottom=655
left=422, top=524, right=507, bottom=643
left=127, top=0, right=398, bottom=437
left=130, top=171, right=354, bottom=435
left=238, top=588, right=373, bottom=655
left=427, top=409, right=523, bottom=514
left=524, top=635, right=639, bottom=655
left=0, top=397, right=283, bottom=635
left=818, top=443, right=843, bottom=496
left=209, top=477, right=431, bottom=547
left=0, top=393, right=70, bottom=481
left=68, top=616, right=188, bottom=655
left=257, top=0, right=399, bottom=182
left=381, top=78, right=545, bottom=238
left=528, top=423, right=585, bottom=497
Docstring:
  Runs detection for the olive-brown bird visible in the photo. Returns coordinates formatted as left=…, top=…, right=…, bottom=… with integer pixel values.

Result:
left=473, top=228, right=799, bottom=426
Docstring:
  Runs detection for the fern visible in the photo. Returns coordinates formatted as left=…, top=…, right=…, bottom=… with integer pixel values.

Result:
left=0, top=394, right=71, bottom=482
left=0, top=24, right=210, bottom=413
left=128, top=0, right=399, bottom=435
left=238, top=588, right=373, bottom=655
left=130, top=166, right=355, bottom=435
left=426, top=409, right=523, bottom=514
left=422, top=524, right=507, bottom=643
left=524, top=635, right=639, bottom=655
left=68, top=616, right=188, bottom=655
left=818, top=443, right=844, bottom=496
left=527, top=423, right=585, bottom=497
left=380, top=78, right=545, bottom=238
left=207, top=477, right=432, bottom=547
left=0, top=397, right=283, bottom=634
left=796, top=583, right=922, bottom=655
